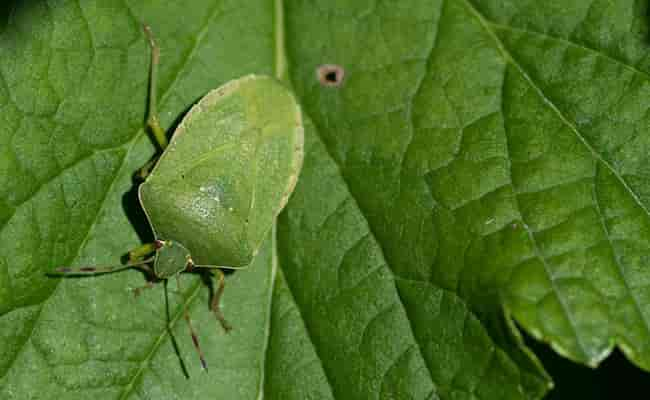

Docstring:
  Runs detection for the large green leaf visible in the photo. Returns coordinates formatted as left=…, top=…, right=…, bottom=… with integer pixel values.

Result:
left=284, top=0, right=650, bottom=371
left=2, top=1, right=650, bottom=399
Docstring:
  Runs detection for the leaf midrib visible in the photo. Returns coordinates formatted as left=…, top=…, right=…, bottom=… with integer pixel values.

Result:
left=277, top=3, right=445, bottom=398
left=254, top=2, right=290, bottom=399
left=115, top=2, right=241, bottom=397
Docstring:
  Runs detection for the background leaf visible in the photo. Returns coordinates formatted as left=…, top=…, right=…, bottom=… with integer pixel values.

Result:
left=282, top=0, right=650, bottom=372
left=1, top=1, right=650, bottom=399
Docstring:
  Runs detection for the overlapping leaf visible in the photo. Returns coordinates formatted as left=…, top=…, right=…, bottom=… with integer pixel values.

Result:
left=284, top=0, right=650, bottom=371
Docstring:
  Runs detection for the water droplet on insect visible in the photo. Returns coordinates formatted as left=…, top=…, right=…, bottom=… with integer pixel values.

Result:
left=198, top=184, right=224, bottom=204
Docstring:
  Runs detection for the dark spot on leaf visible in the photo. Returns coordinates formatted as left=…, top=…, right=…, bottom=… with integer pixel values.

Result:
left=317, top=64, right=345, bottom=87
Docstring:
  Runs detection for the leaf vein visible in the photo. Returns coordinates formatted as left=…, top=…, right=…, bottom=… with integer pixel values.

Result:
left=117, top=279, right=203, bottom=400
left=592, top=165, right=650, bottom=338
left=463, top=0, right=643, bottom=363
left=486, top=21, right=650, bottom=83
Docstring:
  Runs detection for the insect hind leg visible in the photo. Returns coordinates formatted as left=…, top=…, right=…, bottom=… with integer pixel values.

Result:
left=210, top=269, right=232, bottom=332
left=192, top=266, right=232, bottom=332
left=175, top=275, right=208, bottom=371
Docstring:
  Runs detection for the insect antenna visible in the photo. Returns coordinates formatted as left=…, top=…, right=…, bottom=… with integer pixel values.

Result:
left=163, top=280, right=190, bottom=379
left=175, top=275, right=208, bottom=371
left=52, top=257, right=154, bottom=276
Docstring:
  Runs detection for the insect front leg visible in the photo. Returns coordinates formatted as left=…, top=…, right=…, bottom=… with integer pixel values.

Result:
left=52, top=257, right=154, bottom=276
left=143, top=24, right=168, bottom=150
left=136, top=157, right=158, bottom=180
left=126, top=241, right=166, bottom=280
left=128, top=241, right=161, bottom=262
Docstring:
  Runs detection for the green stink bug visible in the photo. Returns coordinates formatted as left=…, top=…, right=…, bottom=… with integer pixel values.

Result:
left=54, top=26, right=304, bottom=371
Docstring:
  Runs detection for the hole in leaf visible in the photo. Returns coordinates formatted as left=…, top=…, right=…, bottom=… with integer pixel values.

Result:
left=317, top=64, right=345, bottom=87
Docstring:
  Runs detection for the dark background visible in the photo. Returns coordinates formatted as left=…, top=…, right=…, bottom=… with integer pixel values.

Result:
left=526, top=332, right=650, bottom=399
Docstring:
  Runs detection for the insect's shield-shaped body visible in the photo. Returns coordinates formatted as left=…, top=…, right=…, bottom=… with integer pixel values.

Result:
left=139, top=75, right=304, bottom=269
left=52, top=25, right=305, bottom=373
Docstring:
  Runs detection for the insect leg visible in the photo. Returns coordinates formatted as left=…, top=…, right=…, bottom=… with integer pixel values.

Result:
left=53, top=257, right=154, bottom=276
left=191, top=265, right=232, bottom=332
left=210, top=269, right=232, bottom=332
left=128, top=242, right=156, bottom=261
left=143, top=24, right=168, bottom=150
left=126, top=243, right=158, bottom=279
left=162, top=280, right=190, bottom=378
left=175, top=274, right=208, bottom=371
left=132, top=281, right=155, bottom=297
left=136, top=157, right=157, bottom=180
